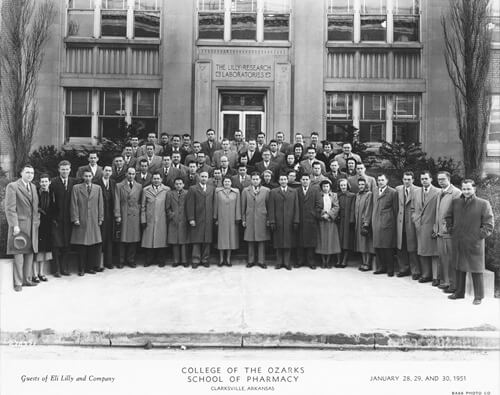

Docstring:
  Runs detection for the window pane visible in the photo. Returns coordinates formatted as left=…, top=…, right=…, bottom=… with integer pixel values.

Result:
left=101, top=11, right=127, bottom=36
left=264, top=14, right=289, bottom=40
left=131, top=118, right=158, bottom=138
left=393, top=95, right=420, bottom=119
left=328, top=15, right=354, bottom=41
left=327, top=0, right=353, bottom=13
left=68, top=0, right=94, bottom=9
left=67, top=89, right=91, bottom=114
left=326, top=93, right=352, bottom=119
left=394, top=0, right=418, bottom=14
left=135, top=0, right=158, bottom=10
left=134, top=12, right=160, bottom=37
left=489, top=123, right=500, bottom=142
left=198, top=13, right=225, bottom=39
left=133, top=90, right=158, bottom=116
left=361, top=0, right=386, bottom=14
left=66, top=117, right=92, bottom=138
left=264, top=0, right=289, bottom=12
left=67, top=11, right=94, bottom=37
left=231, top=0, right=256, bottom=12
left=393, top=122, right=419, bottom=143
left=360, top=16, right=386, bottom=41
left=100, top=90, right=125, bottom=115
left=101, top=117, right=126, bottom=139
left=491, top=17, right=500, bottom=42
left=362, top=95, right=386, bottom=119
left=327, top=122, right=352, bottom=142
left=394, top=15, right=419, bottom=42
left=359, top=122, right=385, bottom=142
left=231, top=13, right=257, bottom=40
left=198, top=0, right=224, bottom=11
left=221, top=93, right=265, bottom=111
left=102, top=0, right=125, bottom=9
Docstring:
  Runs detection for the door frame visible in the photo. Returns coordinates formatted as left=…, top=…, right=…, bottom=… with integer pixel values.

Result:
left=219, top=110, right=266, bottom=140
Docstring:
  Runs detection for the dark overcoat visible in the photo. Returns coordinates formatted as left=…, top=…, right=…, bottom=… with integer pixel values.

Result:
left=114, top=180, right=142, bottom=243
left=268, top=187, right=300, bottom=248
left=445, top=195, right=494, bottom=273
left=371, top=186, right=398, bottom=248
left=185, top=183, right=215, bottom=243
left=297, top=187, right=322, bottom=248
left=49, top=176, right=76, bottom=248
left=396, top=184, right=420, bottom=251
left=5, top=179, right=40, bottom=255
left=95, top=178, right=116, bottom=246
left=37, top=188, right=52, bottom=252
left=241, top=186, right=271, bottom=242
left=165, top=189, right=189, bottom=244
left=337, top=191, right=356, bottom=250
left=70, top=183, right=104, bottom=245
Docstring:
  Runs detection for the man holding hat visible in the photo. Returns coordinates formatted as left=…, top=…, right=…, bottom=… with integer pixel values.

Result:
left=4, top=165, right=40, bottom=291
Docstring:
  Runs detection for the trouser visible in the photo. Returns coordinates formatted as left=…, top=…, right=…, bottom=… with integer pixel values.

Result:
left=437, top=237, right=456, bottom=289
left=119, top=242, right=137, bottom=265
left=248, top=241, right=266, bottom=264
left=52, top=246, right=70, bottom=274
left=13, top=253, right=34, bottom=287
left=276, top=248, right=291, bottom=268
left=172, top=244, right=187, bottom=264
left=192, top=243, right=210, bottom=264
left=76, top=244, right=102, bottom=273
left=145, top=248, right=165, bottom=266
left=102, top=237, right=113, bottom=268
left=455, top=270, right=484, bottom=299
left=397, top=234, right=419, bottom=274
left=418, top=255, right=438, bottom=279
left=297, top=247, right=316, bottom=266
left=375, top=248, right=395, bottom=274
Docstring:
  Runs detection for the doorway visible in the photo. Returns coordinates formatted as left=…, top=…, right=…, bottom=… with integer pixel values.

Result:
left=219, top=92, right=266, bottom=141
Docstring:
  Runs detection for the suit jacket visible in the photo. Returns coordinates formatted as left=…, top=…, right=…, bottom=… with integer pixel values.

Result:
left=111, top=166, right=127, bottom=184
left=70, top=183, right=104, bottom=246
left=254, top=161, right=279, bottom=180
left=270, top=151, right=285, bottom=166
left=185, top=183, right=215, bottom=243
left=159, top=166, right=181, bottom=189
left=434, top=184, right=461, bottom=239
left=114, top=180, right=143, bottom=243
left=299, top=159, right=326, bottom=176
left=396, top=184, right=420, bottom=251
left=185, top=153, right=210, bottom=166
left=268, top=187, right=300, bottom=248
left=135, top=172, right=153, bottom=187
left=246, top=150, right=262, bottom=170
left=231, top=174, right=251, bottom=192
left=411, top=185, right=440, bottom=256
left=200, top=140, right=222, bottom=164
left=137, top=143, right=163, bottom=157
left=95, top=178, right=116, bottom=244
left=348, top=174, right=377, bottom=194
left=219, top=167, right=236, bottom=178
left=317, top=152, right=336, bottom=168
left=136, top=155, right=163, bottom=174
left=185, top=172, right=201, bottom=189
left=230, top=140, right=248, bottom=154
left=212, top=149, right=239, bottom=169
left=123, top=156, right=137, bottom=170
left=277, top=142, right=291, bottom=155
left=76, top=165, right=103, bottom=182
left=163, top=146, right=187, bottom=163
left=196, top=164, right=214, bottom=176
left=297, top=186, right=322, bottom=247
left=165, top=189, right=189, bottom=244
left=49, top=176, right=76, bottom=247
left=333, top=153, right=362, bottom=171
left=327, top=171, right=347, bottom=192
left=4, top=179, right=40, bottom=254
left=371, top=186, right=398, bottom=248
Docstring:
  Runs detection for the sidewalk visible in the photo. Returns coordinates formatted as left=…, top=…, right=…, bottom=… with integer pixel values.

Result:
left=1, top=263, right=499, bottom=349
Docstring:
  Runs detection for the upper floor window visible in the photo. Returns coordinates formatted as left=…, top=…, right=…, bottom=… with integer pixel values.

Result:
left=263, top=0, right=290, bottom=41
left=67, top=0, right=94, bottom=37
left=327, top=0, right=354, bottom=41
left=326, top=93, right=353, bottom=142
left=489, top=95, right=500, bottom=144
left=392, top=94, right=420, bottom=143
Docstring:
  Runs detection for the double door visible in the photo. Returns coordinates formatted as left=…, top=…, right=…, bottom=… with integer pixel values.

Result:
left=221, top=111, right=265, bottom=141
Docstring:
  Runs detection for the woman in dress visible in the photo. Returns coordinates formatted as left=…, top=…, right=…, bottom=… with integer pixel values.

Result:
left=354, top=178, right=375, bottom=271
left=214, top=177, right=241, bottom=266
left=293, top=143, right=304, bottom=164
left=34, top=174, right=52, bottom=282
left=315, top=180, right=341, bottom=268
left=336, top=178, right=356, bottom=268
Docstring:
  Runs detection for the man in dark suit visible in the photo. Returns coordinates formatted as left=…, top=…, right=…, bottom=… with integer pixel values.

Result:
left=95, top=165, right=116, bottom=269
left=172, top=152, right=189, bottom=179
left=195, top=152, right=213, bottom=175
left=275, top=131, right=291, bottom=154
left=231, top=164, right=251, bottom=192
left=136, top=143, right=163, bottom=174
left=163, top=134, right=186, bottom=162
left=218, top=156, right=236, bottom=178
left=268, top=140, right=285, bottom=166
left=256, top=132, right=267, bottom=154
left=185, top=161, right=201, bottom=189
left=50, top=160, right=76, bottom=277
left=300, top=147, right=326, bottom=176
left=200, top=128, right=221, bottom=166
left=246, top=139, right=262, bottom=170
left=76, top=152, right=103, bottom=182
left=111, top=155, right=127, bottom=184
left=213, top=139, right=239, bottom=169
left=185, top=141, right=211, bottom=166
left=159, top=155, right=181, bottom=189
left=186, top=171, right=215, bottom=267
left=180, top=133, right=193, bottom=160
left=122, top=144, right=137, bottom=169
left=255, top=149, right=279, bottom=181
left=326, top=159, right=347, bottom=193
left=135, top=159, right=153, bottom=187
left=372, top=173, right=399, bottom=276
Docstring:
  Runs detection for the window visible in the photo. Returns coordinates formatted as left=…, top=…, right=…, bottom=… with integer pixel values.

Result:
left=393, top=0, right=419, bottom=42
left=67, top=0, right=94, bottom=37
left=101, top=0, right=127, bottom=37
left=392, top=94, right=420, bottom=143
left=198, top=13, right=225, bottom=39
left=360, top=16, right=386, bottom=41
left=327, top=0, right=354, bottom=41
left=326, top=93, right=353, bottom=141
left=360, top=94, right=386, bottom=142
left=231, top=0, right=257, bottom=40
left=65, top=89, right=92, bottom=139
left=99, top=89, right=126, bottom=139
left=489, top=95, right=500, bottom=144
left=361, top=0, right=386, bottom=14
left=491, top=16, right=500, bottom=42
left=131, top=90, right=159, bottom=137
left=134, top=0, right=160, bottom=38
left=263, top=0, right=290, bottom=40
left=393, top=0, right=419, bottom=14
left=68, top=0, right=94, bottom=8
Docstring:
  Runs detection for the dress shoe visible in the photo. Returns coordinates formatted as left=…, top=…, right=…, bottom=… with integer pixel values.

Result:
left=61, top=271, right=70, bottom=276
left=32, top=276, right=40, bottom=283
left=78, top=272, right=84, bottom=276
left=418, top=277, right=432, bottom=283
left=431, top=279, right=440, bottom=287
left=39, top=275, right=48, bottom=282
left=182, top=263, right=189, bottom=268
left=159, top=263, right=166, bottom=268
left=86, top=270, right=97, bottom=274
left=438, top=283, right=449, bottom=290
left=293, top=264, right=301, bottom=268
left=117, top=264, right=124, bottom=269
left=105, top=265, right=114, bottom=269
left=387, top=272, right=394, bottom=277
left=225, top=262, right=232, bottom=267
left=217, top=262, right=224, bottom=267
left=472, top=299, right=482, bottom=305
left=144, top=263, right=150, bottom=267
left=202, top=262, right=210, bottom=268
left=128, top=263, right=137, bottom=268
left=285, top=265, right=292, bottom=271
left=448, top=293, right=464, bottom=300
left=338, top=263, right=347, bottom=268
left=14, top=285, right=22, bottom=292
left=96, top=267, right=104, bottom=272
left=246, top=263, right=255, bottom=268
left=443, top=288, right=455, bottom=294
left=172, top=263, right=180, bottom=268
left=23, top=281, right=37, bottom=287
left=412, top=274, right=421, bottom=281
left=373, top=270, right=387, bottom=275
left=275, top=265, right=283, bottom=270
left=359, top=266, right=371, bottom=272
left=192, top=263, right=199, bottom=269
left=54, top=272, right=61, bottom=278
left=397, top=271, right=411, bottom=278
left=258, top=263, right=267, bottom=269
left=310, top=265, right=317, bottom=270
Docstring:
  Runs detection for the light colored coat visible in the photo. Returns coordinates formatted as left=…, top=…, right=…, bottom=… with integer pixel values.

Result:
left=445, top=195, right=494, bottom=273
left=214, top=187, right=241, bottom=250
left=186, top=183, right=215, bottom=243
left=4, top=179, right=40, bottom=255
left=114, top=180, right=143, bottom=243
left=434, top=184, right=461, bottom=238
left=140, top=184, right=169, bottom=248
left=396, top=184, right=420, bottom=251
left=241, top=186, right=271, bottom=242
left=411, top=185, right=440, bottom=256
left=354, top=190, right=374, bottom=253
left=371, top=186, right=398, bottom=248
left=165, top=189, right=189, bottom=244
left=70, top=183, right=104, bottom=245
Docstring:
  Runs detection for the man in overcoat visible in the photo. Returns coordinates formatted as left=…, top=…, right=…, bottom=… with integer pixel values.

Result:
left=411, top=171, right=440, bottom=284
left=371, top=174, right=399, bottom=276
left=446, top=180, right=494, bottom=305
left=296, top=173, right=322, bottom=269
left=434, top=171, right=462, bottom=293
left=114, top=167, right=143, bottom=268
left=95, top=165, right=116, bottom=269
left=141, top=173, right=169, bottom=267
left=70, top=170, right=104, bottom=275
left=231, top=164, right=251, bottom=192
left=137, top=143, right=162, bottom=174
left=166, top=177, right=189, bottom=267
left=50, top=160, right=75, bottom=276
left=300, top=147, right=326, bottom=176
left=186, top=171, right=215, bottom=268
left=135, top=159, right=152, bottom=187
left=241, top=173, right=271, bottom=268
left=396, top=171, right=421, bottom=278
left=76, top=152, right=103, bottom=182
left=4, top=165, right=40, bottom=291
left=159, top=155, right=181, bottom=189
left=111, top=155, right=127, bottom=184
left=200, top=128, right=222, bottom=166
left=348, top=163, right=377, bottom=194
left=268, top=174, right=300, bottom=270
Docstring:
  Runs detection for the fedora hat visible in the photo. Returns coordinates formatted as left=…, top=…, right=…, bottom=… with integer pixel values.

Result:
left=11, top=231, right=31, bottom=252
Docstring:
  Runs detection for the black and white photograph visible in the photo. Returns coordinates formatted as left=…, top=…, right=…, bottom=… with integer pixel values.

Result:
left=0, top=0, right=499, bottom=394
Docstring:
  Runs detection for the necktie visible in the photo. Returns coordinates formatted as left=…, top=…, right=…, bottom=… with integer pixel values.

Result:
left=63, top=179, right=67, bottom=190
left=178, top=191, right=182, bottom=198
left=379, top=188, right=383, bottom=195
left=129, top=182, right=133, bottom=190
left=304, top=188, right=307, bottom=194
left=104, top=180, right=108, bottom=190
left=440, top=190, right=446, bottom=199
left=87, top=185, right=91, bottom=195
left=202, top=185, right=206, bottom=192
left=405, top=188, right=409, bottom=203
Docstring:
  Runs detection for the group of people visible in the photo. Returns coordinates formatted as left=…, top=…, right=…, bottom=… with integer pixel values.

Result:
left=4, top=129, right=494, bottom=304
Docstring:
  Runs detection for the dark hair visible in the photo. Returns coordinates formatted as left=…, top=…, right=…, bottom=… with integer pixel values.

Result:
left=140, top=159, right=149, bottom=165
left=377, top=173, right=388, bottom=180
left=182, top=133, right=191, bottom=138
left=145, top=142, right=155, bottom=148
left=312, top=161, right=322, bottom=168
left=300, top=173, right=310, bottom=179
left=329, top=159, right=339, bottom=166
left=58, top=160, right=71, bottom=168
left=151, top=172, right=162, bottom=178
left=171, top=134, right=181, bottom=140
left=358, top=177, right=366, bottom=184
left=39, top=173, right=50, bottom=180
left=403, top=171, right=415, bottom=178
left=346, top=157, right=358, bottom=166
left=238, top=164, right=247, bottom=170
left=306, top=146, right=316, bottom=152
left=206, top=128, right=215, bottom=134
left=88, top=151, right=98, bottom=157
left=251, top=172, right=261, bottom=178
left=269, top=139, right=278, bottom=145
left=293, top=143, right=303, bottom=151
left=113, top=155, right=124, bottom=161
left=102, top=164, right=113, bottom=170
left=187, top=160, right=197, bottom=166
left=420, top=170, right=432, bottom=178
left=261, top=148, right=271, bottom=155
left=319, top=179, right=332, bottom=188
left=193, top=140, right=201, bottom=146
left=342, top=142, right=352, bottom=147
left=124, top=143, right=132, bottom=149
left=160, top=132, right=169, bottom=137
left=222, top=176, right=232, bottom=183
left=461, top=178, right=476, bottom=187
left=437, top=171, right=451, bottom=180
left=174, top=177, right=185, bottom=183
left=311, top=132, right=319, bottom=137
left=257, top=131, right=266, bottom=137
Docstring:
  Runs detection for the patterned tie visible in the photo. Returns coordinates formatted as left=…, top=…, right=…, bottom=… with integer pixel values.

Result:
left=87, top=185, right=92, bottom=195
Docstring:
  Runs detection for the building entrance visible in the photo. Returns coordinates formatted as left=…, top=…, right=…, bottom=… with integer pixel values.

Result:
left=219, top=92, right=265, bottom=141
